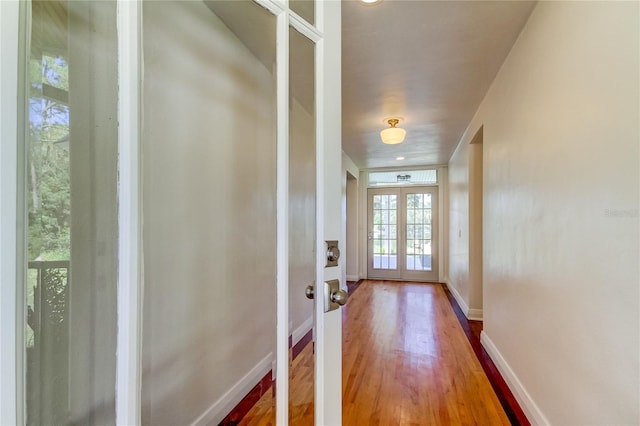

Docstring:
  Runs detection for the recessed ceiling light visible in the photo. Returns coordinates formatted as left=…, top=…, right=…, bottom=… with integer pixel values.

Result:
left=396, top=156, right=405, bottom=161
left=361, top=0, right=381, bottom=4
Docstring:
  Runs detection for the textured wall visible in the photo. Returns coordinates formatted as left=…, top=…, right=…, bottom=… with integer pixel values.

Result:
left=452, top=2, right=639, bottom=423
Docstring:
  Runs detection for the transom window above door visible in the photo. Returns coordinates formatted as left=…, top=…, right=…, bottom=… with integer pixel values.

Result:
left=368, top=169, right=437, bottom=186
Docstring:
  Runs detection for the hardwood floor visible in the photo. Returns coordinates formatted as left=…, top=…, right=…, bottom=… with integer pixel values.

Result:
left=236, top=281, right=511, bottom=425
left=237, top=340, right=314, bottom=425
left=442, top=286, right=530, bottom=426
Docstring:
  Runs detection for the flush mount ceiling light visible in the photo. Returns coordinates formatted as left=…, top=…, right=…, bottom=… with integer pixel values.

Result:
left=380, top=118, right=406, bottom=145
left=361, top=0, right=382, bottom=4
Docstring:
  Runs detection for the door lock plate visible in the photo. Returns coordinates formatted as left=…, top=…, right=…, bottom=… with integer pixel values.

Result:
left=325, top=240, right=340, bottom=267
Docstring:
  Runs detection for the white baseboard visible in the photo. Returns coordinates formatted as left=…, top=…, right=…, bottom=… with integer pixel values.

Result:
left=445, top=282, right=483, bottom=320
left=446, top=281, right=469, bottom=313
left=467, top=308, right=483, bottom=321
left=346, top=274, right=359, bottom=282
left=480, top=332, right=549, bottom=425
left=292, top=316, right=313, bottom=347
left=191, top=352, right=273, bottom=426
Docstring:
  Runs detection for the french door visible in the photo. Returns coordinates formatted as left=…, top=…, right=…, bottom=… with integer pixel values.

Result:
left=0, top=1, right=343, bottom=425
left=367, top=186, right=439, bottom=282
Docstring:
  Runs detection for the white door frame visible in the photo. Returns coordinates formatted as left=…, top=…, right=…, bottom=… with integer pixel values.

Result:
left=115, top=1, right=142, bottom=424
left=314, top=1, right=343, bottom=425
left=261, top=0, right=342, bottom=423
left=0, top=1, right=23, bottom=424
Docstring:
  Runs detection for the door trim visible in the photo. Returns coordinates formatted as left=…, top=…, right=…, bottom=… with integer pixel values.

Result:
left=115, top=1, right=143, bottom=424
left=0, top=1, right=23, bottom=424
left=314, top=1, right=343, bottom=425
left=274, top=7, right=290, bottom=425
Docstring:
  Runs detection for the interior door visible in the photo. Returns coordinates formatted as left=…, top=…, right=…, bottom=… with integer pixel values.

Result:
left=315, top=1, right=347, bottom=425
left=368, top=186, right=439, bottom=282
left=1, top=1, right=343, bottom=424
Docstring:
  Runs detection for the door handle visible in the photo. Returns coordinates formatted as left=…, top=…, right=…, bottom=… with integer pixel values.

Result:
left=305, top=284, right=314, bottom=299
left=326, top=240, right=340, bottom=267
left=324, top=279, right=348, bottom=312
left=331, top=288, right=348, bottom=305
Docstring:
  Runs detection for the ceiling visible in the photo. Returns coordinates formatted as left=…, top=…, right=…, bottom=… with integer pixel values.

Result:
left=341, top=0, right=536, bottom=170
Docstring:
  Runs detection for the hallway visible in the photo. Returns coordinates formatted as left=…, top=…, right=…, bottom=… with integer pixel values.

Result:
left=238, top=281, right=512, bottom=425
left=343, top=281, right=509, bottom=425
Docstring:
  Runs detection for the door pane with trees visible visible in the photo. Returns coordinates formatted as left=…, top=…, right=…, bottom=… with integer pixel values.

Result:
left=406, top=193, right=432, bottom=271
left=25, top=1, right=119, bottom=424
left=372, top=194, right=398, bottom=270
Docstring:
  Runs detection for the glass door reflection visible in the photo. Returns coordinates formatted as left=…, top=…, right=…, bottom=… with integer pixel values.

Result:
left=141, top=1, right=278, bottom=424
left=24, top=1, right=119, bottom=424
left=289, top=25, right=316, bottom=426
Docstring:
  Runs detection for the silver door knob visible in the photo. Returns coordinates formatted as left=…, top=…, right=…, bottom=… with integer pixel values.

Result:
left=324, top=280, right=347, bottom=312
left=327, top=246, right=340, bottom=262
left=331, top=288, right=348, bottom=306
left=305, top=284, right=314, bottom=299
left=326, top=240, right=340, bottom=267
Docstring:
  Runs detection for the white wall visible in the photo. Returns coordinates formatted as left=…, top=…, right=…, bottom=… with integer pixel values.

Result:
left=468, top=139, right=483, bottom=315
left=141, top=2, right=277, bottom=424
left=342, top=152, right=360, bottom=286
left=448, top=144, right=471, bottom=311
left=448, top=129, right=483, bottom=318
left=452, top=2, right=639, bottom=424
left=342, top=151, right=366, bottom=282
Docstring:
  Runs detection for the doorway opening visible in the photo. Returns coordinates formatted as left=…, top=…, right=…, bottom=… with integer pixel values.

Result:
left=468, top=126, right=484, bottom=319
left=345, top=172, right=358, bottom=282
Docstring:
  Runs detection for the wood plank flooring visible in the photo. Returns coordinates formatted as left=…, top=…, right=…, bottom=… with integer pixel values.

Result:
left=237, top=281, right=510, bottom=425
left=238, top=340, right=314, bottom=425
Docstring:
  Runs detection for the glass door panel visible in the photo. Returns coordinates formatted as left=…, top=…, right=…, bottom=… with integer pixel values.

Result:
left=289, top=24, right=316, bottom=426
left=372, top=194, right=398, bottom=270
left=141, top=2, right=277, bottom=424
left=368, top=187, right=439, bottom=281
left=290, top=0, right=315, bottom=25
left=405, top=192, right=433, bottom=271
left=24, top=1, right=119, bottom=424
left=403, top=187, right=438, bottom=281
left=367, top=189, right=400, bottom=279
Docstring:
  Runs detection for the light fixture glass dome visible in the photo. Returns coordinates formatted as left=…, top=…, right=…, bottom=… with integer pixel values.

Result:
left=380, top=118, right=406, bottom=144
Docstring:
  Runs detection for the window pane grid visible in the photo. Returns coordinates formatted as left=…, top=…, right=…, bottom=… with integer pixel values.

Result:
left=372, top=194, right=397, bottom=270
left=406, top=193, right=432, bottom=271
